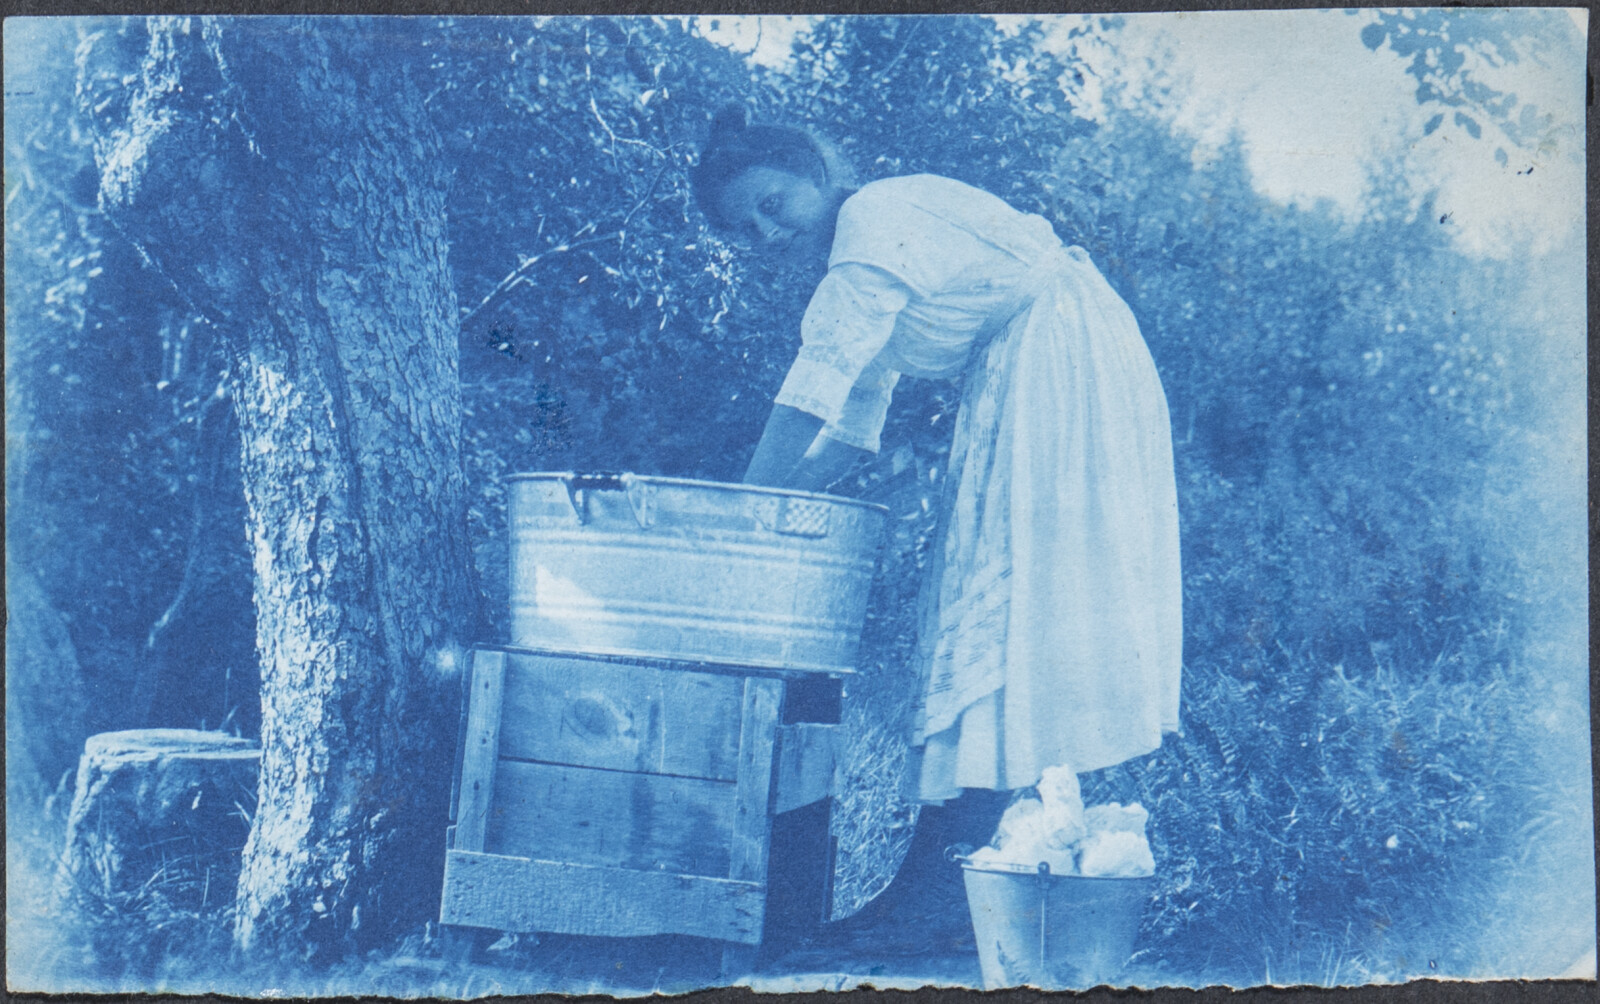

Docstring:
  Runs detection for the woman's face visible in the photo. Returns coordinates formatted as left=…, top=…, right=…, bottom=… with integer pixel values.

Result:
left=717, top=167, right=837, bottom=260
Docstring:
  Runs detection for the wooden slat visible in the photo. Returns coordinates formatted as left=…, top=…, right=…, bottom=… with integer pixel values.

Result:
left=729, top=676, right=782, bottom=884
left=486, top=759, right=736, bottom=877
left=497, top=651, right=743, bottom=780
left=773, top=723, right=838, bottom=815
left=448, top=663, right=472, bottom=822
left=453, top=650, right=506, bottom=853
left=439, top=850, right=764, bottom=943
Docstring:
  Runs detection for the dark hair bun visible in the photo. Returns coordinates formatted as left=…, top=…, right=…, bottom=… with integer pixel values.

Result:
left=709, top=104, right=749, bottom=141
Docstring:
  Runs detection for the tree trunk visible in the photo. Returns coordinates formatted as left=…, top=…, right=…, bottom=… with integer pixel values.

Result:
left=78, top=16, right=481, bottom=957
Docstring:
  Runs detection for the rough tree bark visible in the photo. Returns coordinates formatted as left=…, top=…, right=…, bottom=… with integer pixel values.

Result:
left=78, top=17, right=480, bottom=956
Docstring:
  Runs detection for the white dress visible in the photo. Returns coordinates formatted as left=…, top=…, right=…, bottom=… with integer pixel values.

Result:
left=775, top=174, right=1182, bottom=802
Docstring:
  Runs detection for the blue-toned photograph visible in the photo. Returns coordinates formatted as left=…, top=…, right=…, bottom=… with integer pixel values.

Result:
left=5, top=10, right=1590, bottom=996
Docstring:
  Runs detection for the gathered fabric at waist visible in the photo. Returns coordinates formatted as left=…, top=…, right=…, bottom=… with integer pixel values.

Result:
left=989, top=244, right=1087, bottom=323
left=966, top=243, right=1087, bottom=355
left=880, top=244, right=1091, bottom=381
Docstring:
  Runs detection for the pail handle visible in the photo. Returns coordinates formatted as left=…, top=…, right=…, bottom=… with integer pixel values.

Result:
left=562, top=473, right=655, bottom=529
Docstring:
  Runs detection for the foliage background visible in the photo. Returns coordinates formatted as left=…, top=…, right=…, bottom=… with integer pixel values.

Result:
left=6, top=11, right=1590, bottom=991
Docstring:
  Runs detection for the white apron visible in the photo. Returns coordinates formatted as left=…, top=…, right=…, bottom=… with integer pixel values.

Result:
left=912, top=244, right=1182, bottom=801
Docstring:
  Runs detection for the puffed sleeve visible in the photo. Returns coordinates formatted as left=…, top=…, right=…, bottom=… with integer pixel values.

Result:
left=826, top=355, right=900, bottom=452
left=774, top=262, right=909, bottom=451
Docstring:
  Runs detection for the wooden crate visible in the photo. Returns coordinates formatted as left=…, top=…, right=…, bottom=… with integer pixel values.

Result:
left=439, top=646, right=838, bottom=948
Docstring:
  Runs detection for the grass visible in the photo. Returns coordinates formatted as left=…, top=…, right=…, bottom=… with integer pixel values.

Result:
left=10, top=560, right=1589, bottom=996
left=10, top=608, right=1588, bottom=996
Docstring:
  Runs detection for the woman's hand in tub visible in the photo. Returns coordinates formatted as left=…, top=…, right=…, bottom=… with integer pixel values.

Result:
left=791, top=434, right=872, bottom=494
left=744, top=404, right=870, bottom=492
left=744, top=404, right=822, bottom=488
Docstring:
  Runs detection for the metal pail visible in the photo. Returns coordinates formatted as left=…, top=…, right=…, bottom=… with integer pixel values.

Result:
left=507, top=472, right=887, bottom=674
left=959, top=857, right=1154, bottom=989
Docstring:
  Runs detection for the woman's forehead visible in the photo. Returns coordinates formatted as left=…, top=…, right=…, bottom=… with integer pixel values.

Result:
left=724, top=167, right=802, bottom=205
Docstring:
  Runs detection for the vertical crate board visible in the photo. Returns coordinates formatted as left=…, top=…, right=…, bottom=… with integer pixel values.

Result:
left=730, top=677, right=782, bottom=884
left=452, top=650, right=506, bottom=853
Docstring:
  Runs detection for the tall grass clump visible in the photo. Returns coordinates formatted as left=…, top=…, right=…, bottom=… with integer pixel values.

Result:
left=1058, top=126, right=1578, bottom=983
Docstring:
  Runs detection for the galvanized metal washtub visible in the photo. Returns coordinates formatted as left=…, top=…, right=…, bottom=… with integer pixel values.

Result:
left=953, top=850, right=1155, bottom=989
left=507, top=473, right=888, bottom=674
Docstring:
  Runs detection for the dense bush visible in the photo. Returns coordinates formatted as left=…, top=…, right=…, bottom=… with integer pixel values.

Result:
left=6, top=13, right=1582, bottom=987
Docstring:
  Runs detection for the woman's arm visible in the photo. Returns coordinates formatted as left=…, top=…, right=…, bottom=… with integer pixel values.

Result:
left=791, top=434, right=872, bottom=493
left=744, top=405, right=824, bottom=488
left=751, top=263, right=907, bottom=490
left=743, top=405, right=874, bottom=492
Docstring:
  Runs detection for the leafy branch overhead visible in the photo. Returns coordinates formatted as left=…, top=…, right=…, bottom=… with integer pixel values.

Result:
left=1357, top=8, right=1581, bottom=149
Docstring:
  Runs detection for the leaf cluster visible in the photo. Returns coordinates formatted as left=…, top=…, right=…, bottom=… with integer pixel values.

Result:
left=1357, top=8, right=1580, bottom=149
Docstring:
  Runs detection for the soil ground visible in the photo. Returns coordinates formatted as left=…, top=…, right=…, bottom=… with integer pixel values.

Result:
left=389, top=790, right=1178, bottom=996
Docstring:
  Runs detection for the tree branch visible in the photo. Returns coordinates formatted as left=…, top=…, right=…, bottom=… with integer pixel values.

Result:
left=456, top=232, right=615, bottom=331
left=459, top=166, right=670, bottom=331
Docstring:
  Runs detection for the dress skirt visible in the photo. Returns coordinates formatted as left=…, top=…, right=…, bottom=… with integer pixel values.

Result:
left=913, top=246, right=1182, bottom=802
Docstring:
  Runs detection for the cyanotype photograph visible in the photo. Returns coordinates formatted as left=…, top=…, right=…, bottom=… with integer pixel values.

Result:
left=5, top=10, right=1591, bottom=997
